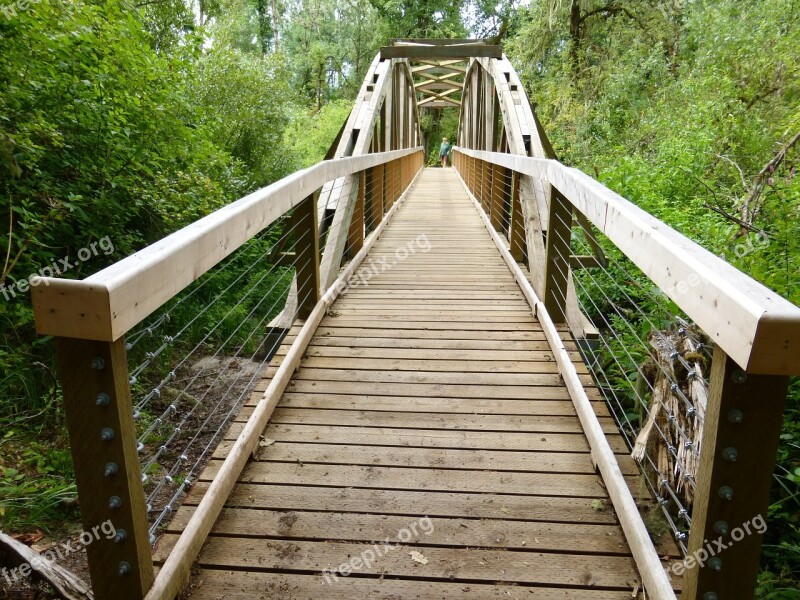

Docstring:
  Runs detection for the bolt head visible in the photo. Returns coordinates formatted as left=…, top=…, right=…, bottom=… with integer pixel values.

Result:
left=727, top=409, right=744, bottom=424
left=718, top=486, right=734, bottom=501
left=731, top=369, right=748, bottom=384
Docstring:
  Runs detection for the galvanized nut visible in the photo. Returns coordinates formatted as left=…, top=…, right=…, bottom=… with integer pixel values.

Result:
left=104, top=462, right=118, bottom=477
left=731, top=369, right=747, bottom=384
left=722, top=447, right=738, bottom=462
left=714, top=520, right=729, bottom=535
left=96, top=393, right=110, bottom=407
left=727, top=409, right=744, bottom=424
left=100, top=427, right=115, bottom=442
left=718, top=486, right=734, bottom=501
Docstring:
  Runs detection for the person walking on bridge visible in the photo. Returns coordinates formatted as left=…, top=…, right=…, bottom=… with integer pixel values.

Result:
left=439, top=137, right=452, bottom=167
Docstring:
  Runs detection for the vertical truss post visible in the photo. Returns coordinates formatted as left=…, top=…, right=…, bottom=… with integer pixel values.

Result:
left=372, top=164, right=385, bottom=226
left=683, top=346, right=788, bottom=600
left=348, top=170, right=365, bottom=255
left=489, top=162, right=504, bottom=231
left=292, top=193, right=320, bottom=319
left=54, top=337, right=154, bottom=600
left=543, top=184, right=572, bottom=322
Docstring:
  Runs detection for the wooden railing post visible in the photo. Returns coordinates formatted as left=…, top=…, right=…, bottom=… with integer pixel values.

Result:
left=543, top=184, right=572, bottom=322
left=509, top=171, right=526, bottom=263
left=54, top=337, right=154, bottom=600
left=489, top=162, right=504, bottom=231
left=682, top=346, right=789, bottom=600
left=292, top=193, right=320, bottom=319
left=348, top=170, right=365, bottom=254
left=372, top=164, right=385, bottom=225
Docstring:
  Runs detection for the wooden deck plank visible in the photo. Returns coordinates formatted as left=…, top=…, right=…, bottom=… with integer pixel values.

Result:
left=183, top=570, right=637, bottom=599
left=180, top=483, right=623, bottom=524
left=156, top=535, right=643, bottom=589
left=166, top=507, right=630, bottom=554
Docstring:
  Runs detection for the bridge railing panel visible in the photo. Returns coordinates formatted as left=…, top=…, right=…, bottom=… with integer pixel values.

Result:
left=29, top=148, right=424, bottom=600
left=453, top=147, right=799, bottom=600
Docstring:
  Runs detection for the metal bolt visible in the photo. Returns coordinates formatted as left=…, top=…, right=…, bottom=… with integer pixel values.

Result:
left=104, top=462, right=118, bottom=477
left=114, top=529, right=127, bottom=543
left=100, top=427, right=115, bottom=442
left=714, top=520, right=730, bottom=535
left=109, top=496, right=123, bottom=509
left=727, top=409, right=744, bottom=424
left=703, top=593, right=719, bottom=600
left=125, top=342, right=133, bottom=351
left=731, top=369, right=747, bottom=384
left=718, top=486, right=734, bottom=501
left=149, top=534, right=156, bottom=546
left=708, top=557, right=723, bottom=572
left=96, top=393, right=110, bottom=407
left=90, top=357, right=105, bottom=370
left=118, top=562, right=131, bottom=576
left=722, top=447, right=738, bottom=462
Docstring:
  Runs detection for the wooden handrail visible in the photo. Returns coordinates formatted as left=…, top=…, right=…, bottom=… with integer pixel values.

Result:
left=453, top=147, right=800, bottom=377
left=30, top=147, right=422, bottom=343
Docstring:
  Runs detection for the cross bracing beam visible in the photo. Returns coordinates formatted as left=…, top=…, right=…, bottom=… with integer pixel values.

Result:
left=382, top=44, right=501, bottom=59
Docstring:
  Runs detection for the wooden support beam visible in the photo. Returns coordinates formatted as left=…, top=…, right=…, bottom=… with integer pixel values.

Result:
left=292, top=194, right=320, bottom=319
left=381, top=44, right=501, bottom=59
left=543, top=185, right=572, bottom=322
left=417, top=99, right=461, bottom=109
left=570, top=255, right=603, bottom=270
left=370, top=164, right=385, bottom=230
left=682, top=346, right=789, bottom=600
left=411, top=64, right=467, bottom=74
left=389, top=38, right=487, bottom=46
left=347, top=171, right=365, bottom=256
left=489, top=162, right=505, bottom=232
left=509, top=171, right=526, bottom=262
left=54, top=337, right=154, bottom=600
left=415, top=80, right=462, bottom=91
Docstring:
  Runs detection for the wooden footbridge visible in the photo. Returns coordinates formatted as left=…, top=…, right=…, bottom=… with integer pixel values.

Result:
left=31, top=40, right=800, bottom=600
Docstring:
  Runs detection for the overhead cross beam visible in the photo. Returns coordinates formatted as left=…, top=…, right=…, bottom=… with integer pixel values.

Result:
left=381, top=44, right=501, bottom=60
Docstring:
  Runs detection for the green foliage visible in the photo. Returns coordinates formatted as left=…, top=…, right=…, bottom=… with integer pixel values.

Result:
left=284, top=99, right=354, bottom=168
left=508, top=0, right=800, bottom=591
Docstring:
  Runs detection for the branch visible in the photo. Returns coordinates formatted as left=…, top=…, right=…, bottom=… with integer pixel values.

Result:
left=740, top=128, right=800, bottom=232
left=0, top=532, right=93, bottom=600
left=677, top=166, right=765, bottom=235
left=579, top=4, right=648, bottom=32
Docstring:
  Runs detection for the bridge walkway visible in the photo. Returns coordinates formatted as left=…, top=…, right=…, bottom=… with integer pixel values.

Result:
left=156, top=168, right=676, bottom=599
